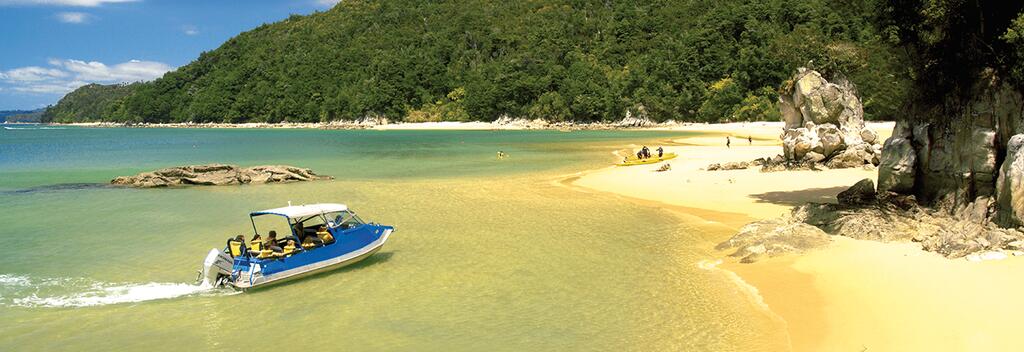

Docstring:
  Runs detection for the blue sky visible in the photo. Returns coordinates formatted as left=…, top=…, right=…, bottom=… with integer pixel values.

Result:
left=0, top=0, right=339, bottom=110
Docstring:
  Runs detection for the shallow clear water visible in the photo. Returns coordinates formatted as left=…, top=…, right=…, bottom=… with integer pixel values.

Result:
left=0, top=127, right=786, bottom=351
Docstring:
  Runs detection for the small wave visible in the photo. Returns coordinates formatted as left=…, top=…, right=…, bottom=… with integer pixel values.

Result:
left=0, top=274, right=32, bottom=287
left=0, top=274, right=230, bottom=308
left=696, top=259, right=723, bottom=270
left=696, top=259, right=772, bottom=312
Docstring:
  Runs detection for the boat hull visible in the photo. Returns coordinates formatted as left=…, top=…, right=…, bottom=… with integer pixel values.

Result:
left=230, top=226, right=393, bottom=290
left=617, top=152, right=677, bottom=166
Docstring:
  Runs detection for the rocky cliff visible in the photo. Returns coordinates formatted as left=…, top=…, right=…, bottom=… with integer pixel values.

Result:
left=877, top=70, right=1024, bottom=228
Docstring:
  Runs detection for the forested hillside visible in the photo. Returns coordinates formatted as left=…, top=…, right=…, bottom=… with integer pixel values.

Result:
left=44, top=0, right=910, bottom=124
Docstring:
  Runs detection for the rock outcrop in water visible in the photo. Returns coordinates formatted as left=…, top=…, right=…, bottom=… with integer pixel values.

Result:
left=778, top=68, right=882, bottom=169
left=111, top=164, right=331, bottom=188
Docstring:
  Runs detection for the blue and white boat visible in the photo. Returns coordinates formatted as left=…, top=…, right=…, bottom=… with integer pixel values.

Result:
left=199, top=203, right=394, bottom=290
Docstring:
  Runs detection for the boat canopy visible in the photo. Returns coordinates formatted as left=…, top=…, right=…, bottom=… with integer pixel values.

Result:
left=250, top=203, right=348, bottom=219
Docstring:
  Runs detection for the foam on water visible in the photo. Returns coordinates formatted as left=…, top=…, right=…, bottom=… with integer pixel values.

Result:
left=696, top=259, right=772, bottom=313
left=2, top=126, right=66, bottom=130
left=0, top=274, right=230, bottom=308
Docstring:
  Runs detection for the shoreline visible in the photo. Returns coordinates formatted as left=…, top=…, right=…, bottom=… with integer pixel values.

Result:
left=567, top=121, right=1024, bottom=351
left=47, top=120, right=805, bottom=131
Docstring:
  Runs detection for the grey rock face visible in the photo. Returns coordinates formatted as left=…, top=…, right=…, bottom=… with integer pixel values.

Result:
left=877, top=135, right=917, bottom=194
left=997, top=134, right=1024, bottom=227
left=111, top=164, right=331, bottom=188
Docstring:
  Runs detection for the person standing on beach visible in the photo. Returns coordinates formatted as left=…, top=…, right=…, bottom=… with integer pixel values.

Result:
left=726, top=136, right=731, bottom=148
left=748, top=136, right=752, bottom=145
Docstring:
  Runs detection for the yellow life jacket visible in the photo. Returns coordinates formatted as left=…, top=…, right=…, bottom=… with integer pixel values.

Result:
left=283, top=243, right=297, bottom=255
left=250, top=240, right=263, bottom=252
left=228, top=240, right=244, bottom=257
left=257, top=250, right=275, bottom=259
left=301, top=237, right=317, bottom=249
left=318, top=231, right=334, bottom=244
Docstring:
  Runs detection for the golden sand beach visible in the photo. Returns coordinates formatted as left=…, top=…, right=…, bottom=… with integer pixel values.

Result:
left=572, top=121, right=1024, bottom=352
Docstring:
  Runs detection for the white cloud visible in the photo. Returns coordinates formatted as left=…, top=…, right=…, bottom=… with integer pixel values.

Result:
left=4, top=66, right=67, bottom=81
left=56, top=11, right=89, bottom=23
left=55, top=59, right=172, bottom=82
left=182, top=24, right=199, bottom=36
left=0, top=58, right=172, bottom=95
left=11, top=80, right=88, bottom=94
left=0, top=0, right=137, bottom=7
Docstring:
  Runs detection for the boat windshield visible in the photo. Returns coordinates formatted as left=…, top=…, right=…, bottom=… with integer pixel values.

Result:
left=324, top=210, right=364, bottom=230
left=250, top=214, right=295, bottom=240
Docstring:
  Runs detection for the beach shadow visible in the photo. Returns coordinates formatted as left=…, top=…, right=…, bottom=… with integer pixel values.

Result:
left=255, top=251, right=397, bottom=291
left=749, top=186, right=846, bottom=206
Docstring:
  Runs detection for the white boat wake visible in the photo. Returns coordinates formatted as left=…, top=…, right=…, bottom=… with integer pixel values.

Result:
left=3, top=127, right=65, bottom=130
left=0, top=274, right=233, bottom=308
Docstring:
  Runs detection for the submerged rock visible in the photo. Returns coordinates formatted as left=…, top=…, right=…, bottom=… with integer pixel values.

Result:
left=111, top=164, right=331, bottom=188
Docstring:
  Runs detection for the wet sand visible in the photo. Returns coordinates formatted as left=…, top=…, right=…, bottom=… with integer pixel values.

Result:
left=571, top=121, right=1024, bottom=351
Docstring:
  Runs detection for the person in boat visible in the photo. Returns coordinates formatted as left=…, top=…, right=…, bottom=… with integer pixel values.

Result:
left=636, top=150, right=643, bottom=160
left=641, top=146, right=650, bottom=159
left=247, top=234, right=265, bottom=257
left=316, top=225, right=335, bottom=245
left=657, top=147, right=664, bottom=158
left=302, top=226, right=325, bottom=249
left=283, top=240, right=298, bottom=256
left=266, top=231, right=284, bottom=253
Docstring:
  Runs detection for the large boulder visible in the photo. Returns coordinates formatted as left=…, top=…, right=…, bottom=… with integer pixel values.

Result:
left=877, top=135, right=917, bottom=194
left=777, top=68, right=880, bottom=168
left=111, top=164, right=331, bottom=188
left=825, top=148, right=871, bottom=168
left=837, top=178, right=877, bottom=205
left=816, top=123, right=845, bottom=157
left=996, top=134, right=1024, bottom=227
left=789, top=69, right=865, bottom=129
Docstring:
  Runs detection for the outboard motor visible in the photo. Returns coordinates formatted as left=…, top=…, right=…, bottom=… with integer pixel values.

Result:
left=199, top=249, right=234, bottom=287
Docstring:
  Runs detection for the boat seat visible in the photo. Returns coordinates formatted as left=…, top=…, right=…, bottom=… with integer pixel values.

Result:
left=248, top=240, right=265, bottom=257
left=227, top=239, right=246, bottom=258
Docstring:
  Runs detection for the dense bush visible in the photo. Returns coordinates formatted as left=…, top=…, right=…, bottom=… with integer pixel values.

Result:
left=45, top=0, right=914, bottom=124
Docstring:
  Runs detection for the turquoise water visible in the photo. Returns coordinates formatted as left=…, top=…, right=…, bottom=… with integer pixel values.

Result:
left=0, top=126, right=786, bottom=351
